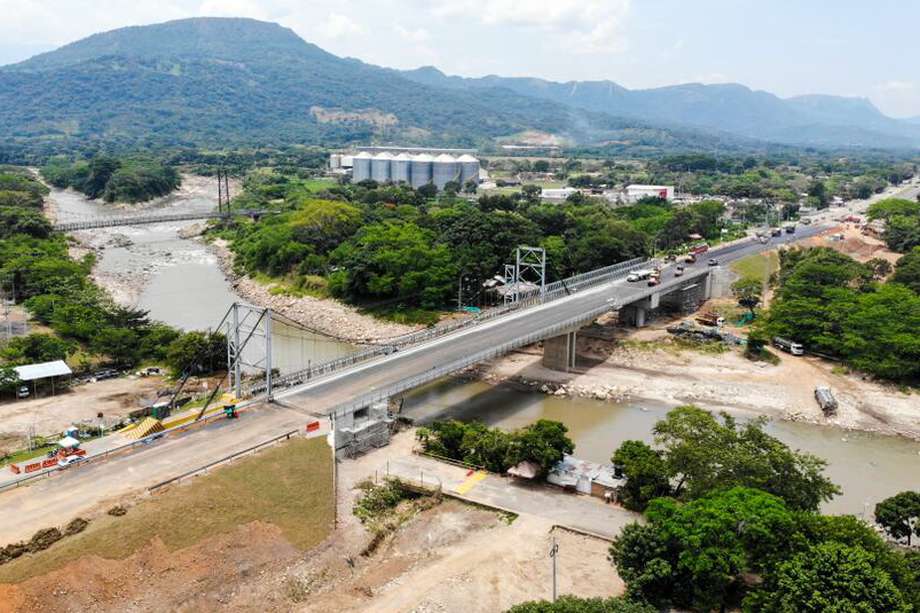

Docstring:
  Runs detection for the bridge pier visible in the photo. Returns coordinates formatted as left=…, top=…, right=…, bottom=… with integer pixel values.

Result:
left=543, top=330, right=578, bottom=372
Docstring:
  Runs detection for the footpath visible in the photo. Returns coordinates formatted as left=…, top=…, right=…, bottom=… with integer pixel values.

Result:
left=379, top=451, right=638, bottom=540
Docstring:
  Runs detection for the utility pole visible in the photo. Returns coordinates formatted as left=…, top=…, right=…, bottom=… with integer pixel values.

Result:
left=549, top=536, right=559, bottom=602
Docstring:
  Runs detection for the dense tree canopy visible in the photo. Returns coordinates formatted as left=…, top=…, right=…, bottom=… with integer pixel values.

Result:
left=416, top=419, right=574, bottom=477
left=42, top=155, right=180, bottom=203
left=762, top=247, right=920, bottom=382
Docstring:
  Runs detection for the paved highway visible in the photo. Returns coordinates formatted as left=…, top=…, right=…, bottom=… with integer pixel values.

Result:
left=275, top=224, right=829, bottom=416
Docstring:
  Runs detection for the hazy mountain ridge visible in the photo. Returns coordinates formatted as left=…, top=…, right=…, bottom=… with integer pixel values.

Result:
left=401, top=67, right=920, bottom=149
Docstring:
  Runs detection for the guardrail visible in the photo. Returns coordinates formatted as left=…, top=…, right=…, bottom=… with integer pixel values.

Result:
left=255, top=257, right=646, bottom=397
left=148, top=429, right=300, bottom=492
left=325, top=298, right=622, bottom=418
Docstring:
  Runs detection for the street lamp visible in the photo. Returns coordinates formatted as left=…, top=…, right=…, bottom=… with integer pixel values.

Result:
left=457, top=269, right=472, bottom=311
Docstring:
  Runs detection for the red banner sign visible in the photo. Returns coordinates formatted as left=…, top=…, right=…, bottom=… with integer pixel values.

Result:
left=306, top=421, right=320, bottom=433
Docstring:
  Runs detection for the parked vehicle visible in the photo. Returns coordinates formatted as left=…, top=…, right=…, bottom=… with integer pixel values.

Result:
left=16, top=386, right=29, bottom=399
left=759, top=236, right=769, bottom=244
left=814, top=386, right=838, bottom=415
left=784, top=224, right=796, bottom=234
left=57, top=455, right=84, bottom=468
left=770, top=227, right=782, bottom=237
left=91, top=369, right=119, bottom=382
left=801, top=217, right=812, bottom=225
left=773, top=336, right=804, bottom=356
left=696, top=311, right=725, bottom=327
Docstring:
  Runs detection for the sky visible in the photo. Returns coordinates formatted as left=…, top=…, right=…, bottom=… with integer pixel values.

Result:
left=1, top=0, right=918, bottom=118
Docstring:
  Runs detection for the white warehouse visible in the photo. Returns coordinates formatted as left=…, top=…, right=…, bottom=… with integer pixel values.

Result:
left=347, top=148, right=480, bottom=191
left=625, top=184, right=674, bottom=202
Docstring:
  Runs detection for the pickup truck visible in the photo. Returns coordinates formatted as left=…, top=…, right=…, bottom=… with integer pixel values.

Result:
left=627, top=269, right=655, bottom=282
left=773, top=336, right=804, bottom=356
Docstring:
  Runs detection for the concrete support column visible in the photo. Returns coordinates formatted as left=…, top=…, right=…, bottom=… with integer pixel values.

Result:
left=620, top=305, right=647, bottom=328
left=543, top=330, right=578, bottom=372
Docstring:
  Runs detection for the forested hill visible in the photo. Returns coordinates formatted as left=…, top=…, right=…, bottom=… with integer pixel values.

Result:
left=0, top=17, right=724, bottom=160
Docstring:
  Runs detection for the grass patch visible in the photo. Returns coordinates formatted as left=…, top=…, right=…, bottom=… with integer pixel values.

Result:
left=353, top=477, right=441, bottom=555
left=0, top=436, right=332, bottom=584
left=299, top=178, right=336, bottom=193
left=731, top=251, right=779, bottom=283
left=0, top=444, right=57, bottom=469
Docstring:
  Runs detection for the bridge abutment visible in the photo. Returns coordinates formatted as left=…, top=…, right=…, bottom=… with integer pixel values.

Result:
left=543, top=330, right=578, bottom=372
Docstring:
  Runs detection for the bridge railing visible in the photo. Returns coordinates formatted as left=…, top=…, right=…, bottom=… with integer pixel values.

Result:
left=253, top=257, right=646, bottom=396
left=322, top=297, right=623, bottom=418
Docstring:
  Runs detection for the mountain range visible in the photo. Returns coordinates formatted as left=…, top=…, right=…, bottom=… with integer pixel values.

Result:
left=0, top=17, right=917, bottom=158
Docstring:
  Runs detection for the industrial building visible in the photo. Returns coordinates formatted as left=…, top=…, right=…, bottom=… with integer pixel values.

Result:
left=337, top=147, right=481, bottom=191
left=625, top=184, right=674, bottom=202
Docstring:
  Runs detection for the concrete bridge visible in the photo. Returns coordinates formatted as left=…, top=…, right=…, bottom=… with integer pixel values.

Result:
left=272, top=226, right=826, bottom=450
left=53, top=209, right=265, bottom=232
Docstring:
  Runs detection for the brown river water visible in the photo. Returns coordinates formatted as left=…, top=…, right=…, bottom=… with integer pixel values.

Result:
left=51, top=184, right=919, bottom=516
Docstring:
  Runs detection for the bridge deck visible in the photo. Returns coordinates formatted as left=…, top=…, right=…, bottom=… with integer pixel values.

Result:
left=275, top=226, right=826, bottom=417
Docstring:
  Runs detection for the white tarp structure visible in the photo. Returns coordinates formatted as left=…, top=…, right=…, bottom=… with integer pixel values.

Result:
left=13, top=360, right=72, bottom=382
left=57, top=436, right=80, bottom=448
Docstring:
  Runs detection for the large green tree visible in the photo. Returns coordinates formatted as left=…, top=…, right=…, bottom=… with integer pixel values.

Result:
left=751, top=542, right=910, bottom=612
left=610, top=487, right=795, bottom=611
left=652, top=405, right=839, bottom=511
left=875, top=491, right=920, bottom=546
left=611, top=440, right=671, bottom=511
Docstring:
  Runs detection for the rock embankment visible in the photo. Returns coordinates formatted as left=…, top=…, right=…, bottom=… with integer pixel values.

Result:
left=209, top=239, right=420, bottom=344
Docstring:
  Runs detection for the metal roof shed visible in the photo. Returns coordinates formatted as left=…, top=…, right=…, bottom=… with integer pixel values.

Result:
left=13, top=360, right=72, bottom=397
left=14, top=360, right=72, bottom=381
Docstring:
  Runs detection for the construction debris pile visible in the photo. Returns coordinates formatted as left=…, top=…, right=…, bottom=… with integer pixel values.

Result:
left=666, top=321, right=744, bottom=346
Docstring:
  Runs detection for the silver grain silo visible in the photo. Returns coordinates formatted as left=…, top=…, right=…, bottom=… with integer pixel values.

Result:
left=432, top=153, right=460, bottom=190
left=371, top=151, right=393, bottom=183
left=457, top=154, right=480, bottom=186
left=391, top=152, right=411, bottom=184
left=352, top=151, right=372, bottom=183
left=410, top=153, right=434, bottom=188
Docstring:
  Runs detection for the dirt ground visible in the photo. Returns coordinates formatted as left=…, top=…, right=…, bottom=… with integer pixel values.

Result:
left=0, top=430, right=623, bottom=613
left=479, top=311, right=920, bottom=441
left=0, top=376, right=164, bottom=445
left=801, top=223, right=903, bottom=266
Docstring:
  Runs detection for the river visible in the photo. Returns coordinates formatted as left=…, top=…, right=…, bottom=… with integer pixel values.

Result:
left=49, top=180, right=919, bottom=516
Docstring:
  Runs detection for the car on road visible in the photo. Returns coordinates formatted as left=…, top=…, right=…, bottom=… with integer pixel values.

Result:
left=707, top=258, right=719, bottom=266
left=57, top=455, right=84, bottom=468
left=16, top=385, right=29, bottom=399
left=674, top=265, right=685, bottom=277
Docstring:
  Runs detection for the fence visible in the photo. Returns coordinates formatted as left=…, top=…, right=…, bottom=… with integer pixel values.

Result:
left=257, top=257, right=646, bottom=397
left=147, top=429, right=300, bottom=492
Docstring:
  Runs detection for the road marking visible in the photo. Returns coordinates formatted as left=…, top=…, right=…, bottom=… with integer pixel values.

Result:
left=454, top=470, right=487, bottom=495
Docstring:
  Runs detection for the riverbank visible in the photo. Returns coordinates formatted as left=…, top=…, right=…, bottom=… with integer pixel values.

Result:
left=473, top=318, right=920, bottom=442
left=208, top=238, right=419, bottom=343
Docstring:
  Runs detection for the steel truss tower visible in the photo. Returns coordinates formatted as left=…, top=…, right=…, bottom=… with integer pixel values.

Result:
left=504, top=246, right=546, bottom=304
left=226, top=303, right=273, bottom=400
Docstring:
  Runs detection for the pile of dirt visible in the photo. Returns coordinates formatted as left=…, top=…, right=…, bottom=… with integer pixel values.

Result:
left=0, top=521, right=299, bottom=613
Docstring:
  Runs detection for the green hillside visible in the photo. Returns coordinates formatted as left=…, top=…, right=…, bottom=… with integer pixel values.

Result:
left=0, top=17, right=758, bottom=161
